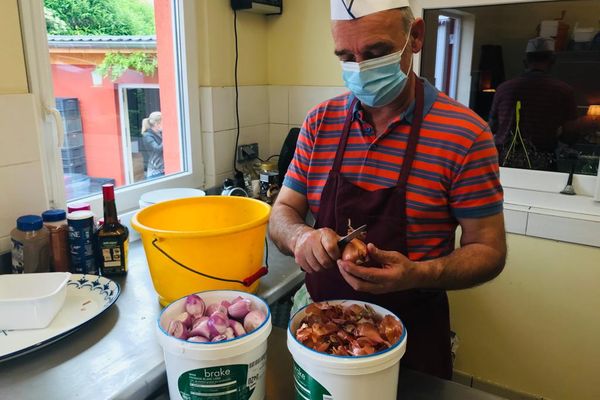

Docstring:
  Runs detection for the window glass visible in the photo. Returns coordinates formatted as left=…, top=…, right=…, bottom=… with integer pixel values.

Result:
left=45, top=0, right=186, bottom=200
left=421, top=1, right=600, bottom=176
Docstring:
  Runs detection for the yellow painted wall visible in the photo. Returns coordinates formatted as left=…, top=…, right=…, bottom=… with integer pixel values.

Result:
left=0, top=0, right=28, bottom=94
left=196, top=0, right=268, bottom=87
left=449, top=234, right=600, bottom=400
left=267, top=0, right=342, bottom=86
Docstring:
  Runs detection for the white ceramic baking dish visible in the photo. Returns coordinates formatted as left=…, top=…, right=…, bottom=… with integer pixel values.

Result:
left=0, top=272, right=71, bottom=330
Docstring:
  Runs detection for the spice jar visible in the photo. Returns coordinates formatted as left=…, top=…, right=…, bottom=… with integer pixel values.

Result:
left=42, top=209, right=70, bottom=272
left=67, top=210, right=97, bottom=275
left=259, top=161, right=280, bottom=204
left=10, top=215, right=50, bottom=274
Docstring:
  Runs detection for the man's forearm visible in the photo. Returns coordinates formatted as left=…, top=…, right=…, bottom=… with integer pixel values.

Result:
left=416, top=243, right=506, bottom=290
left=269, top=204, right=312, bottom=256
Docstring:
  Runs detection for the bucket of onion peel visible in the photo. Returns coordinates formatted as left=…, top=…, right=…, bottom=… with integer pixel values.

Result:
left=287, top=300, right=407, bottom=400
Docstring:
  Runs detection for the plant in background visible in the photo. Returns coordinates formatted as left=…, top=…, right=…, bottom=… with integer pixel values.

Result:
left=44, top=0, right=155, bottom=36
left=44, top=0, right=157, bottom=81
left=96, top=52, right=158, bottom=81
left=44, top=7, right=69, bottom=35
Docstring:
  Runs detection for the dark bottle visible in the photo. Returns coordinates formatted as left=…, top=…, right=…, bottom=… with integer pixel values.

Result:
left=96, top=184, right=129, bottom=275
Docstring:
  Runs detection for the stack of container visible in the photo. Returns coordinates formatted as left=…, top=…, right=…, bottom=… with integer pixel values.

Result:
left=56, top=98, right=86, bottom=175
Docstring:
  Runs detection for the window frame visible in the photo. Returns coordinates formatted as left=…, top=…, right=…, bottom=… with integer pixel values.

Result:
left=413, top=0, right=600, bottom=201
left=18, top=0, right=205, bottom=217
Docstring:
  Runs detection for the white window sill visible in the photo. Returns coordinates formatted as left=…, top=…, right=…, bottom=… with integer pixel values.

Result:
left=504, top=188, right=600, bottom=247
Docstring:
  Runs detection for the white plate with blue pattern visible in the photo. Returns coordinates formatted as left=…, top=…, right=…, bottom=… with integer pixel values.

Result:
left=0, top=274, right=120, bottom=362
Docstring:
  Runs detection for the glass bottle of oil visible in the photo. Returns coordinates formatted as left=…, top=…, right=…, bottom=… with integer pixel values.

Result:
left=96, top=184, right=128, bottom=275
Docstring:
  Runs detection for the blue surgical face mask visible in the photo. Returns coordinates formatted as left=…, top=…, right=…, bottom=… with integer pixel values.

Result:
left=341, top=32, right=413, bottom=108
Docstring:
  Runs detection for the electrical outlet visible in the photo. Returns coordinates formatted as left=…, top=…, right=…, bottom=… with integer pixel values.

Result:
left=237, top=143, right=259, bottom=162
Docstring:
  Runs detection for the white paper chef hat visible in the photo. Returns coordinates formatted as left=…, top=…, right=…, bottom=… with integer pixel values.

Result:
left=331, top=0, right=411, bottom=20
left=525, top=37, right=555, bottom=53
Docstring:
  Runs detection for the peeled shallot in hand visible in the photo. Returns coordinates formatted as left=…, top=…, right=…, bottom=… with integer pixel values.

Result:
left=341, top=238, right=369, bottom=265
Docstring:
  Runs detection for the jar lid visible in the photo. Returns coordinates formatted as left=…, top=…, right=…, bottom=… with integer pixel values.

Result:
left=17, top=215, right=43, bottom=231
left=261, top=161, right=277, bottom=171
left=42, top=209, right=67, bottom=222
left=67, top=203, right=91, bottom=213
left=67, top=210, right=94, bottom=220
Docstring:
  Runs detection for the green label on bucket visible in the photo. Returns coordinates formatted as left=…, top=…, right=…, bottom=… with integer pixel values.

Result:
left=293, top=361, right=333, bottom=400
left=178, top=355, right=266, bottom=400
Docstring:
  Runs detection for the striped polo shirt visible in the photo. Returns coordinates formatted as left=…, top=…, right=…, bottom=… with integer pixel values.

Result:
left=283, top=79, right=503, bottom=261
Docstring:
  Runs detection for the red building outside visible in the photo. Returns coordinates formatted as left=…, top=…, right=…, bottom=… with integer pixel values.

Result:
left=48, top=0, right=180, bottom=199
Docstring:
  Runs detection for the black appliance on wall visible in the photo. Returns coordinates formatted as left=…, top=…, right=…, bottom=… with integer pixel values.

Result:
left=231, top=0, right=282, bottom=15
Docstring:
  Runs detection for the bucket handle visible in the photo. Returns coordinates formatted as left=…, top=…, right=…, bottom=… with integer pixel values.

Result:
left=151, top=238, right=268, bottom=287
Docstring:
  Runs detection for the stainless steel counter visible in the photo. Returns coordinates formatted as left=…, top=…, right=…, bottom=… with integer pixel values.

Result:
left=0, top=239, right=304, bottom=400
left=0, top=239, right=502, bottom=400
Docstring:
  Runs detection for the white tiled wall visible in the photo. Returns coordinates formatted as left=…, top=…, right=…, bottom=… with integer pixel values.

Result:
left=200, top=84, right=345, bottom=188
left=199, top=86, right=270, bottom=188
left=0, top=94, right=49, bottom=253
left=266, top=85, right=346, bottom=156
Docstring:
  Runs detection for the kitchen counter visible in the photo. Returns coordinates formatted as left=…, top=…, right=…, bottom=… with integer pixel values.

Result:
left=0, top=239, right=304, bottom=400
left=0, top=240, right=502, bottom=400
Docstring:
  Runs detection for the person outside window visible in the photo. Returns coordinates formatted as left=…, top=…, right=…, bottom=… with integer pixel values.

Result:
left=141, top=111, right=164, bottom=178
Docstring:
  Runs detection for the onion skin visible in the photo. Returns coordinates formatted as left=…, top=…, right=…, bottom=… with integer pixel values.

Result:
left=341, top=239, right=368, bottom=265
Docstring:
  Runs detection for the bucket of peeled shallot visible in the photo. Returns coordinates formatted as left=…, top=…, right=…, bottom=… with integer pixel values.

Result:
left=287, top=301, right=406, bottom=400
left=157, top=290, right=271, bottom=400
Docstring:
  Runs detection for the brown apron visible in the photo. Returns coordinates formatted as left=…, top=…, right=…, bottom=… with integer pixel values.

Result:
left=305, top=78, right=452, bottom=380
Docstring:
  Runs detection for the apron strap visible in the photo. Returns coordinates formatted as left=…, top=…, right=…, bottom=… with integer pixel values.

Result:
left=332, top=97, right=359, bottom=172
left=397, top=78, right=425, bottom=187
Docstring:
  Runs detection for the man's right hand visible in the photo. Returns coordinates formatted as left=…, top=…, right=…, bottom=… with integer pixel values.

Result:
left=293, top=227, right=341, bottom=273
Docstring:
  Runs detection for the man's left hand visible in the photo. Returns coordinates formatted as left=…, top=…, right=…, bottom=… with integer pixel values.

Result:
left=337, top=243, right=424, bottom=294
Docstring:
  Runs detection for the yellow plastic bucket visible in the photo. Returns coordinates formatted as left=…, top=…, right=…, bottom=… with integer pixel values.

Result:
left=131, top=196, right=271, bottom=306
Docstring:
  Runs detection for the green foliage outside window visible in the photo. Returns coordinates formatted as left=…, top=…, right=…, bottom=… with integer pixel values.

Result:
left=44, top=0, right=155, bottom=36
left=44, top=0, right=157, bottom=80
left=96, top=52, right=158, bottom=81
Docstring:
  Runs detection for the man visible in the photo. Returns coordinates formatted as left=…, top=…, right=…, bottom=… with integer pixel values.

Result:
left=489, top=37, right=578, bottom=163
left=269, top=0, right=506, bottom=379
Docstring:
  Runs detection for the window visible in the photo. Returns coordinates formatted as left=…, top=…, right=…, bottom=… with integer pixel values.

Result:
left=415, top=0, right=600, bottom=199
left=19, top=0, right=202, bottom=214
left=118, top=84, right=161, bottom=184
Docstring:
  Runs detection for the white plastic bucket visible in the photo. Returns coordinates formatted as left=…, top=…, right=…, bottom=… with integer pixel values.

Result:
left=157, top=290, right=272, bottom=400
left=139, top=187, right=206, bottom=208
left=287, top=300, right=407, bottom=400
